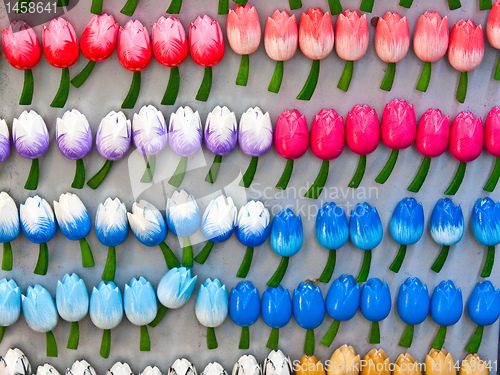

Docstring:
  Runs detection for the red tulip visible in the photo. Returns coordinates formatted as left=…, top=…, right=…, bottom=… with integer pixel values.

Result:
left=335, top=10, right=369, bottom=92
left=227, top=4, right=261, bottom=86
left=2, top=20, right=41, bottom=105
left=408, top=109, right=450, bottom=193
left=152, top=16, right=188, bottom=105
left=448, top=19, right=484, bottom=103
left=484, top=106, right=500, bottom=191
left=376, top=99, right=416, bottom=184
left=445, top=111, right=483, bottom=195
left=275, top=109, right=309, bottom=190
left=413, top=11, right=449, bottom=92
left=305, top=109, right=344, bottom=199
left=488, top=1, right=500, bottom=80
left=43, top=18, right=79, bottom=108
left=375, top=12, right=410, bottom=91
left=264, top=10, right=298, bottom=93
left=189, top=15, right=225, bottom=102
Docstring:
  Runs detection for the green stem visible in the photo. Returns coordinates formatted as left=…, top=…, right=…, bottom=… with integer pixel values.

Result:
left=432, top=325, right=447, bottom=350
left=480, top=0, right=492, bottom=10
left=431, top=245, right=450, bottom=273
left=34, top=243, right=48, bottom=275
left=448, top=0, right=462, bottom=9
left=328, top=0, right=342, bottom=14
left=16, top=0, right=31, bottom=14
left=380, top=62, right=396, bottom=91
left=266, top=328, right=279, bottom=350
left=348, top=155, right=366, bottom=188
left=289, top=0, right=302, bottom=9
left=465, top=325, right=484, bottom=353
left=57, top=0, right=68, bottom=5
left=182, top=237, right=193, bottom=267
left=24, top=158, right=39, bottom=190
left=72, top=159, right=85, bottom=189
left=140, top=155, right=156, bottom=183
left=481, top=246, right=495, bottom=277
left=218, top=0, right=228, bottom=14
left=140, top=325, right=150, bottom=351
left=122, top=71, right=141, bottom=109
left=484, top=157, right=500, bottom=192
left=166, top=0, right=182, bottom=13
left=101, top=246, right=116, bottom=281
left=375, top=149, right=399, bottom=184
left=370, top=321, right=380, bottom=344
left=90, top=0, right=103, bottom=14
left=67, top=321, right=79, bottom=350
left=168, top=157, right=188, bottom=187
left=0, top=326, right=5, bottom=344
left=149, top=305, right=168, bottom=327
left=240, top=156, right=258, bottom=188
left=87, top=159, right=113, bottom=189
left=297, top=60, right=320, bottom=100
left=267, top=256, right=289, bottom=287
left=194, top=241, right=214, bottom=264
left=239, top=326, right=250, bottom=349
left=399, top=324, right=414, bottom=348
left=19, top=69, right=34, bottom=105
left=236, top=247, right=254, bottom=278
left=207, top=326, right=218, bottom=349
left=100, top=329, right=111, bottom=358
left=236, top=54, right=250, bottom=86
left=161, top=66, right=180, bottom=105
left=416, top=61, right=432, bottom=92
left=121, top=0, right=140, bottom=16
left=233, top=0, right=247, bottom=4
left=389, top=244, right=407, bottom=273
left=205, top=155, right=223, bottom=183
left=71, top=60, right=96, bottom=88
left=304, top=160, right=329, bottom=199
left=196, top=67, right=212, bottom=102
left=159, top=242, right=180, bottom=269
left=2, top=242, right=12, bottom=271
left=318, top=249, right=336, bottom=283
left=337, top=60, right=353, bottom=92
left=79, top=238, right=95, bottom=268
left=399, top=0, right=413, bottom=7
left=456, top=71, right=468, bottom=103
left=276, top=159, right=294, bottom=190
left=444, top=162, right=467, bottom=195
left=408, top=157, right=431, bottom=193
left=321, top=320, right=340, bottom=347
left=356, top=249, right=371, bottom=282
left=359, top=0, right=374, bottom=11
left=46, top=331, right=58, bottom=357
left=304, top=329, right=315, bottom=356
left=268, top=60, right=284, bottom=93
left=495, top=53, right=500, bottom=80
left=50, top=68, right=70, bottom=108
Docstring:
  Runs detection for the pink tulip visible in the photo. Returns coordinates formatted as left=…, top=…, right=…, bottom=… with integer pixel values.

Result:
left=275, top=109, right=309, bottom=190
left=335, top=10, right=369, bottom=92
left=413, top=11, right=449, bottom=92
left=227, top=4, right=261, bottom=86
left=152, top=16, right=188, bottom=105
left=448, top=19, right=484, bottom=103
left=484, top=107, right=500, bottom=191
left=445, top=111, right=483, bottom=195
left=265, top=9, right=298, bottom=93
left=376, top=99, right=416, bottom=184
left=408, top=109, right=450, bottom=193
left=488, top=1, right=500, bottom=80
left=375, top=12, right=410, bottom=91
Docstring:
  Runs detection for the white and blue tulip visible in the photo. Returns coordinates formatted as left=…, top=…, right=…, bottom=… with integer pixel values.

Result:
left=56, top=273, right=89, bottom=350
left=66, top=360, right=97, bottom=375
left=106, top=363, right=133, bottom=375
left=195, top=278, right=228, bottom=350
left=232, top=355, right=261, bottom=375
left=0, top=348, right=31, bottom=375
left=21, top=285, right=58, bottom=357
left=37, top=364, right=60, bottom=375
left=202, top=364, right=227, bottom=375
left=89, top=281, right=123, bottom=359
left=0, top=279, right=21, bottom=343
left=54, top=193, right=94, bottom=268
left=20, top=195, right=56, bottom=276
left=168, top=359, right=197, bottom=375
left=0, top=119, right=11, bottom=164
left=0, top=193, right=20, bottom=271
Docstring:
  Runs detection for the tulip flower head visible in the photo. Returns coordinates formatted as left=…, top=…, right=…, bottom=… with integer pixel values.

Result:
left=263, top=350, right=293, bottom=375
left=202, top=363, right=227, bottom=375
left=0, top=193, right=19, bottom=272
left=140, top=367, right=162, bottom=375
left=0, top=348, right=31, bottom=375
left=261, top=286, right=292, bottom=350
left=233, top=355, right=262, bottom=375
left=106, top=363, right=133, bottom=375
left=295, top=355, right=325, bottom=375
left=168, top=359, right=197, bottom=375
left=425, top=349, right=455, bottom=375
left=460, top=354, right=489, bottom=375
left=0, top=279, right=21, bottom=343
left=393, top=354, right=421, bottom=375
left=472, top=198, right=500, bottom=278
left=327, top=345, right=360, bottom=375
left=361, top=349, right=391, bottom=375
left=484, top=107, right=500, bottom=191
left=67, top=360, right=97, bottom=375
left=488, top=2, right=500, bottom=80
left=360, top=278, right=391, bottom=344
left=0, top=120, right=9, bottom=166
left=229, top=281, right=261, bottom=349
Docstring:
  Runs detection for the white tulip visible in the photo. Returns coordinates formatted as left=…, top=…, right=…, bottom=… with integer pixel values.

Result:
left=37, top=364, right=60, bottom=375
left=140, top=367, right=162, bottom=375
left=66, top=360, right=96, bottom=375
left=263, top=351, right=292, bottom=375
left=202, top=363, right=227, bottom=375
left=233, top=355, right=262, bottom=375
left=0, top=348, right=31, bottom=375
left=107, top=363, right=133, bottom=375
left=169, top=359, right=197, bottom=375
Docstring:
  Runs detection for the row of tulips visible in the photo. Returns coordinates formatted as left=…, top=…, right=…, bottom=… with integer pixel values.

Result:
left=0, top=272, right=498, bottom=357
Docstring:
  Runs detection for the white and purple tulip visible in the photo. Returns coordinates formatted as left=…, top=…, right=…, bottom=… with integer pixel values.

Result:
left=0, top=193, right=19, bottom=272
left=88, top=111, right=131, bottom=189
left=0, top=120, right=11, bottom=164
left=56, top=109, right=92, bottom=189
left=12, top=110, right=49, bottom=190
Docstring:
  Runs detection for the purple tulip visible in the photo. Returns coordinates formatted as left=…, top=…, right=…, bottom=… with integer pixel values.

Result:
left=0, top=120, right=11, bottom=163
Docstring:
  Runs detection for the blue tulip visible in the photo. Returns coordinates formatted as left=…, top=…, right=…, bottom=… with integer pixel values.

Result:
left=396, top=277, right=429, bottom=348
left=360, top=278, right=391, bottom=345
left=0, top=279, right=21, bottom=343
left=268, top=208, right=303, bottom=288
left=0, top=192, right=20, bottom=272
left=124, top=276, right=157, bottom=352
left=261, top=285, right=292, bottom=350
left=349, top=202, right=383, bottom=282
left=321, top=275, right=359, bottom=347
left=465, top=281, right=500, bottom=353
left=472, top=198, right=500, bottom=277
left=229, top=281, right=260, bottom=350
left=316, top=203, right=349, bottom=283
left=22, top=285, right=58, bottom=357
left=89, top=281, right=123, bottom=358
left=56, top=273, right=89, bottom=350
left=430, top=280, right=463, bottom=350
left=293, top=281, right=325, bottom=356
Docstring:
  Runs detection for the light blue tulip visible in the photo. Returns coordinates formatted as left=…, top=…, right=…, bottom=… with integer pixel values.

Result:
left=0, top=193, right=20, bottom=272
left=472, top=198, right=500, bottom=277
left=157, top=267, right=197, bottom=309
left=0, top=278, right=21, bottom=343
